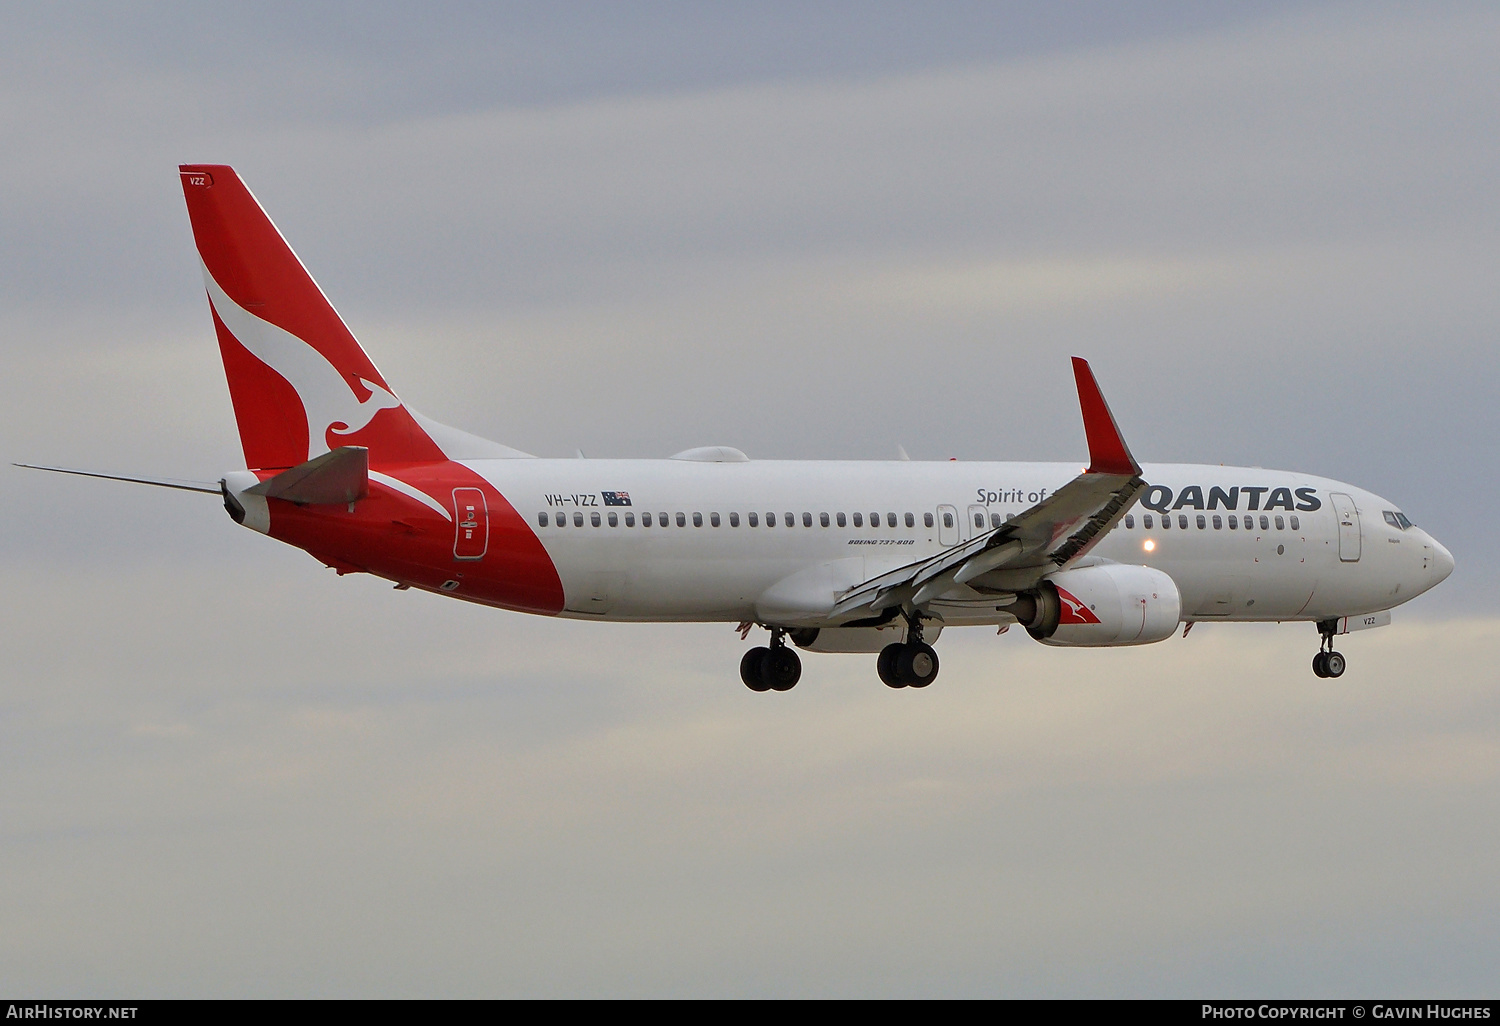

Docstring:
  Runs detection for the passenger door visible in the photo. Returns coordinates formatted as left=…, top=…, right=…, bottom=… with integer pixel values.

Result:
left=1330, top=492, right=1361, bottom=562
left=452, top=487, right=489, bottom=561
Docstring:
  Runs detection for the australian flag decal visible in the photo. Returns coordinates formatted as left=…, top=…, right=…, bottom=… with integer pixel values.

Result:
left=602, top=491, right=632, bottom=507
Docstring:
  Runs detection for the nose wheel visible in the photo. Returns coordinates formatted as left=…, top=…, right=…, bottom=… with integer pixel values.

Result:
left=1312, top=650, right=1346, bottom=678
left=1313, top=621, right=1346, bottom=678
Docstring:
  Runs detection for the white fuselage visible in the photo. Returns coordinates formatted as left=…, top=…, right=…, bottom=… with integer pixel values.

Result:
left=464, top=458, right=1452, bottom=625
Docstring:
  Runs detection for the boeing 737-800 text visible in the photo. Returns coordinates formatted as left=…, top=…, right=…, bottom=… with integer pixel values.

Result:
left=18, top=165, right=1454, bottom=689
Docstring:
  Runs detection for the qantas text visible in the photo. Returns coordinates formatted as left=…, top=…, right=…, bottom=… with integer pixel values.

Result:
left=977, top=484, right=1320, bottom=513
left=1139, top=484, right=1321, bottom=513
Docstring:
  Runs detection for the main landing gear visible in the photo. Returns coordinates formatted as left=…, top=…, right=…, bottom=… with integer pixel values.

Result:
left=740, top=628, right=802, bottom=692
left=1312, top=620, right=1346, bottom=678
left=877, top=613, right=940, bottom=689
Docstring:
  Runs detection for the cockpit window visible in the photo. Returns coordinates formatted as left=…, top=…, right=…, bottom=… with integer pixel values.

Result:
left=1384, top=510, right=1413, bottom=530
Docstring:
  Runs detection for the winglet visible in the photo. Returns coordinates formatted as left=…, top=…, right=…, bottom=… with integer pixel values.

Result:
left=1071, top=358, right=1139, bottom=476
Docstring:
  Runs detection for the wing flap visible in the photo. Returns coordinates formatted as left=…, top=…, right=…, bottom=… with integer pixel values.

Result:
left=826, top=358, right=1144, bottom=624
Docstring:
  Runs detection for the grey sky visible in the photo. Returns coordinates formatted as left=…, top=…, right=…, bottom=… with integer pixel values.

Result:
left=1, top=2, right=1497, bottom=996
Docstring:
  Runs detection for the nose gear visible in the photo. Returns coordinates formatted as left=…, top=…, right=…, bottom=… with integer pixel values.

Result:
left=1312, top=620, right=1347, bottom=678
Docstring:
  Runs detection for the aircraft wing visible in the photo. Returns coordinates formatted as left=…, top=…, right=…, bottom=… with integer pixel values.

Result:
left=827, top=358, right=1146, bottom=623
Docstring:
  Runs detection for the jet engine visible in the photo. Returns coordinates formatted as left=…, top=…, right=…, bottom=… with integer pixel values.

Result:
left=1012, top=564, right=1181, bottom=647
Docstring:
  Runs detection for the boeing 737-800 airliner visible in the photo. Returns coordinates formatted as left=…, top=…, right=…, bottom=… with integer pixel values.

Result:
left=18, top=165, right=1454, bottom=689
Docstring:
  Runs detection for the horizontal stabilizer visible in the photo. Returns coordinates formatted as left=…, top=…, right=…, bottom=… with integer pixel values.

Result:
left=13, top=463, right=220, bottom=494
left=245, top=445, right=368, bottom=505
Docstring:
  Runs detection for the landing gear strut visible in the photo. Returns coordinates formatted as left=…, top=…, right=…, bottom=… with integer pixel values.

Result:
left=1312, top=620, right=1346, bottom=678
left=740, top=627, right=802, bottom=692
left=878, top=611, right=940, bottom=689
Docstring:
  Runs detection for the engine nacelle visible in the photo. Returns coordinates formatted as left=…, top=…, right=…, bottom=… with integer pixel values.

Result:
left=1025, top=564, right=1181, bottom=647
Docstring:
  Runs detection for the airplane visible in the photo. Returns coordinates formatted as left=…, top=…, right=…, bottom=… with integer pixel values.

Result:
left=17, top=164, right=1455, bottom=690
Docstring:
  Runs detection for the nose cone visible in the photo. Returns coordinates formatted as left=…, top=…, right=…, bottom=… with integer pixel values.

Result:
left=1431, top=537, right=1455, bottom=584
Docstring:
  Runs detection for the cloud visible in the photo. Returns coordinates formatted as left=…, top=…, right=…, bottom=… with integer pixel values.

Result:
left=1, top=559, right=1496, bottom=995
left=1, top=2, right=1496, bottom=994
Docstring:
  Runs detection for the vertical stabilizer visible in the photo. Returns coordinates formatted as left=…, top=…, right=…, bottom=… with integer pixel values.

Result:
left=179, top=164, right=442, bottom=470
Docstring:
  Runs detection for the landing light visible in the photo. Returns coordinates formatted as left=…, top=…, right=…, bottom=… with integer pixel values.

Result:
left=1143, top=539, right=1156, bottom=552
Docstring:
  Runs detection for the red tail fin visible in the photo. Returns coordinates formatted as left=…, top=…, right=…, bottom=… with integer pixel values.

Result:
left=180, top=165, right=442, bottom=470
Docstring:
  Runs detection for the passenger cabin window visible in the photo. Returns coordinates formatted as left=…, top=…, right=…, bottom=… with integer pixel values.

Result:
left=905, top=512, right=915, bottom=528
left=1161, top=515, right=1171, bottom=530
left=1274, top=515, right=1284, bottom=530
left=1212, top=515, right=1222, bottom=530
left=1227, top=515, right=1236, bottom=530
left=785, top=512, right=795, bottom=527
left=888, top=512, right=898, bottom=528
left=574, top=512, right=584, bottom=527
left=837, top=512, right=847, bottom=527
left=608, top=512, right=618, bottom=527
left=625, top=512, right=636, bottom=527
left=869, top=512, right=879, bottom=528
left=1124, top=514, right=1134, bottom=529
left=853, top=512, right=864, bottom=527
left=676, top=512, right=686, bottom=527
left=1196, top=515, right=1206, bottom=530
left=729, top=512, right=738, bottom=527
left=924, top=512, right=933, bottom=528
left=643, top=512, right=653, bottom=527
left=710, top=512, right=720, bottom=527
left=1178, top=514, right=1189, bottom=530
left=1290, top=515, right=1299, bottom=531
left=692, top=512, right=702, bottom=527
left=942, top=512, right=953, bottom=528
left=659, top=512, right=668, bottom=527
left=820, top=512, right=830, bottom=527
left=803, top=512, right=813, bottom=527
left=591, top=512, right=601, bottom=527
left=748, top=512, right=758, bottom=527
left=1144, top=514, right=1154, bottom=529
left=537, top=512, right=547, bottom=527
left=1243, top=515, right=1254, bottom=530
left=990, top=513, right=1002, bottom=529
left=974, top=512, right=984, bottom=529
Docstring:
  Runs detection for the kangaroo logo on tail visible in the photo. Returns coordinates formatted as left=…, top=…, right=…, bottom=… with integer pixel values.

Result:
left=203, top=265, right=402, bottom=462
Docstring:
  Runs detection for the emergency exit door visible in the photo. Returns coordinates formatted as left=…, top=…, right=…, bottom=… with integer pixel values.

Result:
left=452, top=488, right=489, bottom=560
left=937, top=505, right=959, bottom=546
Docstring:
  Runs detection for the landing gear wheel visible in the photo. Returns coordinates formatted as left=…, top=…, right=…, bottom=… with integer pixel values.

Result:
left=898, top=643, right=939, bottom=688
left=877, top=644, right=906, bottom=688
left=762, top=646, right=802, bottom=691
left=1312, top=652, right=1329, bottom=678
left=1323, top=650, right=1346, bottom=678
left=740, top=647, right=771, bottom=691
